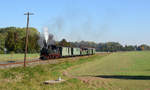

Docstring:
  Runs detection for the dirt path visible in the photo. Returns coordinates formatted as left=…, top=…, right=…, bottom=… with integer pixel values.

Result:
left=62, top=67, right=114, bottom=89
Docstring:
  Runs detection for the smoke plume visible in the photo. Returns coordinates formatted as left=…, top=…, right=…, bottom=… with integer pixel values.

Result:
left=38, top=26, right=56, bottom=48
left=43, top=27, right=49, bottom=43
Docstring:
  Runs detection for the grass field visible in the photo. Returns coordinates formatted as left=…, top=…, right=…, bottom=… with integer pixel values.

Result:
left=0, top=54, right=40, bottom=62
left=0, top=51, right=150, bottom=90
left=69, top=51, right=150, bottom=90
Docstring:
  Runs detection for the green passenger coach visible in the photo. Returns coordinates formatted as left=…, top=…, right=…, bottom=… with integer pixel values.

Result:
left=60, top=47, right=72, bottom=56
left=71, top=48, right=80, bottom=56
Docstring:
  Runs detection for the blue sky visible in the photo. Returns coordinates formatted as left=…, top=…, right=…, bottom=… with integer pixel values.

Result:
left=0, top=0, right=150, bottom=45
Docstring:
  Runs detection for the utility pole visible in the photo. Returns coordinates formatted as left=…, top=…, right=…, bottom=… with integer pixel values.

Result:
left=24, top=12, right=34, bottom=67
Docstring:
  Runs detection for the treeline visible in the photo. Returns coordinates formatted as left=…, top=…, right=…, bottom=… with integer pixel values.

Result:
left=96, top=42, right=150, bottom=52
left=0, top=27, right=40, bottom=53
left=57, top=39, right=150, bottom=52
left=0, top=27, right=150, bottom=54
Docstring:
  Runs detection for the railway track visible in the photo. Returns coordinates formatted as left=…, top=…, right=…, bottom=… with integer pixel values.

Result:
left=0, top=58, right=59, bottom=69
left=0, top=59, right=41, bottom=66
left=0, top=54, right=95, bottom=68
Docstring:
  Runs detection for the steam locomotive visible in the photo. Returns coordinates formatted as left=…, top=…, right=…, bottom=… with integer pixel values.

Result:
left=40, top=43, right=96, bottom=60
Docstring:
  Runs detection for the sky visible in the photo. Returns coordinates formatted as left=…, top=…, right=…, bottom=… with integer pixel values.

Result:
left=0, top=0, right=150, bottom=45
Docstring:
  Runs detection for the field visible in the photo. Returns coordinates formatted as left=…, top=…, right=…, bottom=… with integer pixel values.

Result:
left=0, top=51, right=150, bottom=90
left=69, top=51, right=150, bottom=89
left=0, top=54, right=39, bottom=62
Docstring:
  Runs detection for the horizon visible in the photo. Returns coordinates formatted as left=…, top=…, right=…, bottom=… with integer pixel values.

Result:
left=0, top=0, right=150, bottom=45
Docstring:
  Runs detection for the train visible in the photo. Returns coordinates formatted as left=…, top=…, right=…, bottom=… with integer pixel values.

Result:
left=40, top=44, right=96, bottom=60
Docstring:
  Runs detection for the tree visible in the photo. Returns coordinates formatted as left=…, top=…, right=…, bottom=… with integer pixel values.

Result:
left=59, top=38, right=71, bottom=47
left=137, top=44, right=150, bottom=51
left=0, top=34, right=5, bottom=53
left=0, top=27, right=40, bottom=53
left=96, top=42, right=123, bottom=52
left=28, top=34, right=40, bottom=53
left=5, top=31, right=23, bottom=53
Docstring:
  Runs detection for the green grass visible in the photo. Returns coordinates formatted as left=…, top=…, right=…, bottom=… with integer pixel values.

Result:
left=0, top=53, right=39, bottom=62
left=69, top=51, right=150, bottom=90
left=0, top=53, right=108, bottom=90
left=1, top=51, right=150, bottom=90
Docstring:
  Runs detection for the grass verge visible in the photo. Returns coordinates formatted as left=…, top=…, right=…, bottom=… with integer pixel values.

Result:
left=0, top=53, right=39, bottom=62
